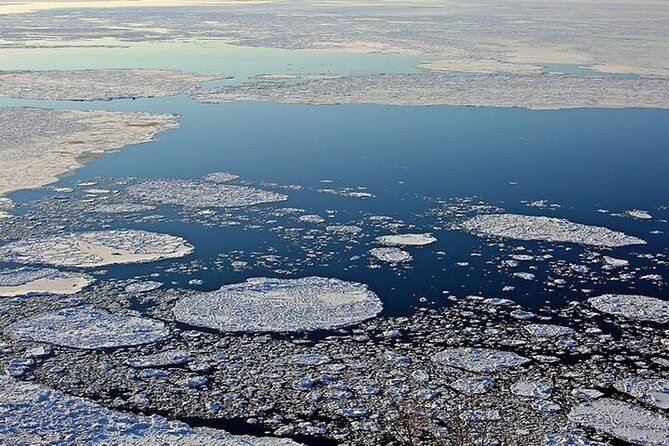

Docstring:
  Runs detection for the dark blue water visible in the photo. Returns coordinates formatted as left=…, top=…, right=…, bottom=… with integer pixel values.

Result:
left=4, top=97, right=669, bottom=315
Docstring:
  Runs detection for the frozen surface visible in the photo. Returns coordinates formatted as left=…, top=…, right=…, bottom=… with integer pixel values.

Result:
left=589, top=294, right=669, bottom=324
left=434, top=347, right=530, bottom=373
left=615, top=378, right=669, bottom=409
left=461, top=213, right=646, bottom=248
left=0, top=107, right=178, bottom=196
left=376, top=233, right=437, bottom=246
left=0, top=230, right=194, bottom=268
left=127, top=178, right=287, bottom=208
left=173, top=276, right=383, bottom=332
left=369, top=247, right=412, bottom=263
left=9, top=305, right=170, bottom=349
left=569, top=398, right=669, bottom=446
left=0, top=375, right=299, bottom=445
left=0, top=69, right=225, bottom=101
left=0, top=267, right=94, bottom=297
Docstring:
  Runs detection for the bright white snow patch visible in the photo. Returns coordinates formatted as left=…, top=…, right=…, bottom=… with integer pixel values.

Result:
left=0, top=267, right=93, bottom=297
left=376, top=233, right=437, bottom=246
left=0, top=230, right=194, bottom=268
left=569, top=398, right=669, bottom=446
left=434, top=347, right=530, bottom=373
left=173, top=276, right=382, bottom=332
left=10, top=306, right=170, bottom=349
left=588, top=294, right=669, bottom=324
left=461, top=214, right=645, bottom=247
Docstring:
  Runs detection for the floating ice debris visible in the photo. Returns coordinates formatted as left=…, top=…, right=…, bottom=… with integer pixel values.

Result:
left=127, top=350, right=192, bottom=368
left=326, top=225, right=363, bottom=236
left=283, top=353, right=332, bottom=367
left=602, top=256, right=629, bottom=268
left=318, top=188, right=375, bottom=199
left=511, top=378, right=553, bottom=399
left=0, top=267, right=94, bottom=297
left=0, top=375, right=298, bottom=445
left=571, top=388, right=605, bottom=401
left=588, top=294, right=669, bottom=324
left=524, top=324, right=574, bottom=338
left=513, top=272, right=536, bottom=281
left=434, top=347, right=530, bottom=373
left=127, top=178, right=287, bottom=208
left=511, top=310, right=536, bottom=320
left=0, top=230, right=194, bottom=268
left=204, top=171, right=240, bottom=184
left=461, top=213, right=646, bottom=247
left=450, top=376, right=495, bottom=394
left=532, top=400, right=562, bottom=413
left=625, top=209, right=653, bottom=220
left=369, top=247, right=412, bottom=263
left=484, top=298, right=515, bottom=306
left=10, top=306, right=170, bottom=349
left=543, top=433, right=608, bottom=446
left=90, top=203, right=156, bottom=213
left=173, top=277, right=383, bottom=332
left=569, top=398, right=669, bottom=446
left=376, top=233, right=437, bottom=246
left=124, top=280, right=163, bottom=294
left=615, top=378, right=669, bottom=409
left=298, top=214, right=325, bottom=224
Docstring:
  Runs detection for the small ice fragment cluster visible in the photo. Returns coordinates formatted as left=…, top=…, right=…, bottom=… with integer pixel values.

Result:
left=588, top=294, right=669, bottom=324
left=524, top=324, right=574, bottom=338
left=625, top=209, right=653, bottom=220
left=450, top=376, right=495, bottom=394
left=204, top=171, right=240, bottom=183
left=434, top=347, right=530, bottom=373
left=326, top=225, right=363, bottom=236
left=543, top=433, right=608, bottom=446
left=0, top=230, right=194, bottom=268
left=0, top=375, right=298, bottom=445
left=127, top=178, right=287, bottom=208
left=90, top=203, right=156, bottom=213
left=0, top=267, right=94, bottom=297
left=369, top=247, right=412, bottom=263
left=173, top=276, right=383, bottom=332
left=125, top=281, right=164, bottom=294
left=10, top=306, right=170, bottom=349
left=376, top=233, right=437, bottom=246
left=511, top=378, right=553, bottom=399
left=569, top=398, right=669, bottom=446
left=615, top=378, right=669, bottom=409
left=298, top=214, right=325, bottom=224
left=461, top=213, right=646, bottom=247
left=127, top=350, right=192, bottom=368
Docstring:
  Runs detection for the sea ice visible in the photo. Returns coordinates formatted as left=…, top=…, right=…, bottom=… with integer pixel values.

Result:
left=511, top=378, right=554, bottom=399
left=326, top=225, right=363, bottom=236
left=204, top=171, right=240, bottom=183
left=0, top=267, right=94, bottom=297
left=173, top=276, right=383, bottom=332
left=127, top=350, right=193, bottom=368
left=569, top=398, right=669, bottom=446
left=588, top=294, right=669, bottom=324
left=125, top=281, right=164, bottom=293
left=450, top=376, right=495, bottom=394
left=376, top=233, right=437, bottom=246
left=615, top=378, right=669, bottom=409
left=434, top=347, right=530, bottom=373
left=461, top=213, right=646, bottom=247
left=369, top=247, right=412, bottom=263
left=10, top=305, right=170, bottom=349
left=524, top=324, right=574, bottom=338
left=0, top=230, right=194, bottom=268
left=127, top=178, right=287, bottom=208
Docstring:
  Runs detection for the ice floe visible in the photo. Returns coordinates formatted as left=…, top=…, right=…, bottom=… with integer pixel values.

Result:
left=450, top=376, right=495, bottom=394
left=127, top=178, right=287, bottom=208
left=511, top=378, right=553, bottom=399
left=204, top=171, right=240, bottom=184
left=615, top=378, right=669, bottom=409
left=461, top=213, right=646, bottom=247
left=588, top=294, right=669, bottom=324
left=434, top=347, right=530, bottom=373
left=173, top=276, right=382, bottom=332
left=369, top=247, right=412, bottom=263
left=524, top=324, right=574, bottom=338
left=10, top=306, right=170, bottom=349
left=0, top=267, right=94, bottom=297
left=569, top=398, right=669, bottom=446
left=0, top=230, right=194, bottom=268
left=125, top=280, right=164, bottom=294
left=376, top=233, right=437, bottom=246
left=127, top=350, right=192, bottom=368
left=0, top=375, right=298, bottom=445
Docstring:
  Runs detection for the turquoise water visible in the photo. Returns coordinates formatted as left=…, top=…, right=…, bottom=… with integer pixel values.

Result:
left=3, top=95, right=668, bottom=315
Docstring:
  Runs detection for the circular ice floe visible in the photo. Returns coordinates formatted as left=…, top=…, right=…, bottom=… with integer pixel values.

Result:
left=524, top=324, right=574, bottom=338
left=434, top=347, right=530, bottom=373
left=588, top=294, right=669, bottom=324
left=0, top=230, right=194, bottom=268
left=461, top=213, right=646, bottom=247
left=369, top=247, right=412, bottom=263
left=0, top=267, right=94, bottom=297
left=127, top=178, right=287, bottom=208
left=569, top=398, right=669, bottom=446
left=173, top=276, right=383, bottom=332
left=376, top=233, right=437, bottom=246
left=615, top=378, right=669, bottom=409
left=10, top=306, right=170, bottom=349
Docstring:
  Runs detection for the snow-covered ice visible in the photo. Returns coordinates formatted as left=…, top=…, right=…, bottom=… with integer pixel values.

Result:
left=589, top=294, right=669, bottom=324
left=0, top=267, right=94, bottom=297
left=369, top=247, right=412, bottom=263
left=376, top=233, right=437, bottom=246
left=434, top=347, right=530, bottom=373
left=615, top=378, right=669, bottom=409
left=524, top=324, right=574, bottom=338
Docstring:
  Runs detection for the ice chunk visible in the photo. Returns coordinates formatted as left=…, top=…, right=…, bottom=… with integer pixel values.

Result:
left=450, top=376, right=495, bottom=394
left=10, top=306, right=170, bottom=349
left=615, top=378, right=669, bottom=409
left=173, top=276, right=382, bottom=332
left=524, top=324, right=574, bottom=338
left=204, top=171, right=240, bottom=184
left=369, top=247, right=412, bottom=263
left=124, top=281, right=164, bottom=294
left=461, top=213, right=645, bottom=247
left=589, top=294, right=669, bottom=324
left=434, top=347, right=529, bottom=373
left=127, top=350, right=192, bottom=368
left=376, top=233, right=437, bottom=246
left=511, top=378, right=553, bottom=399
left=0, top=267, right=93, bottom=297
